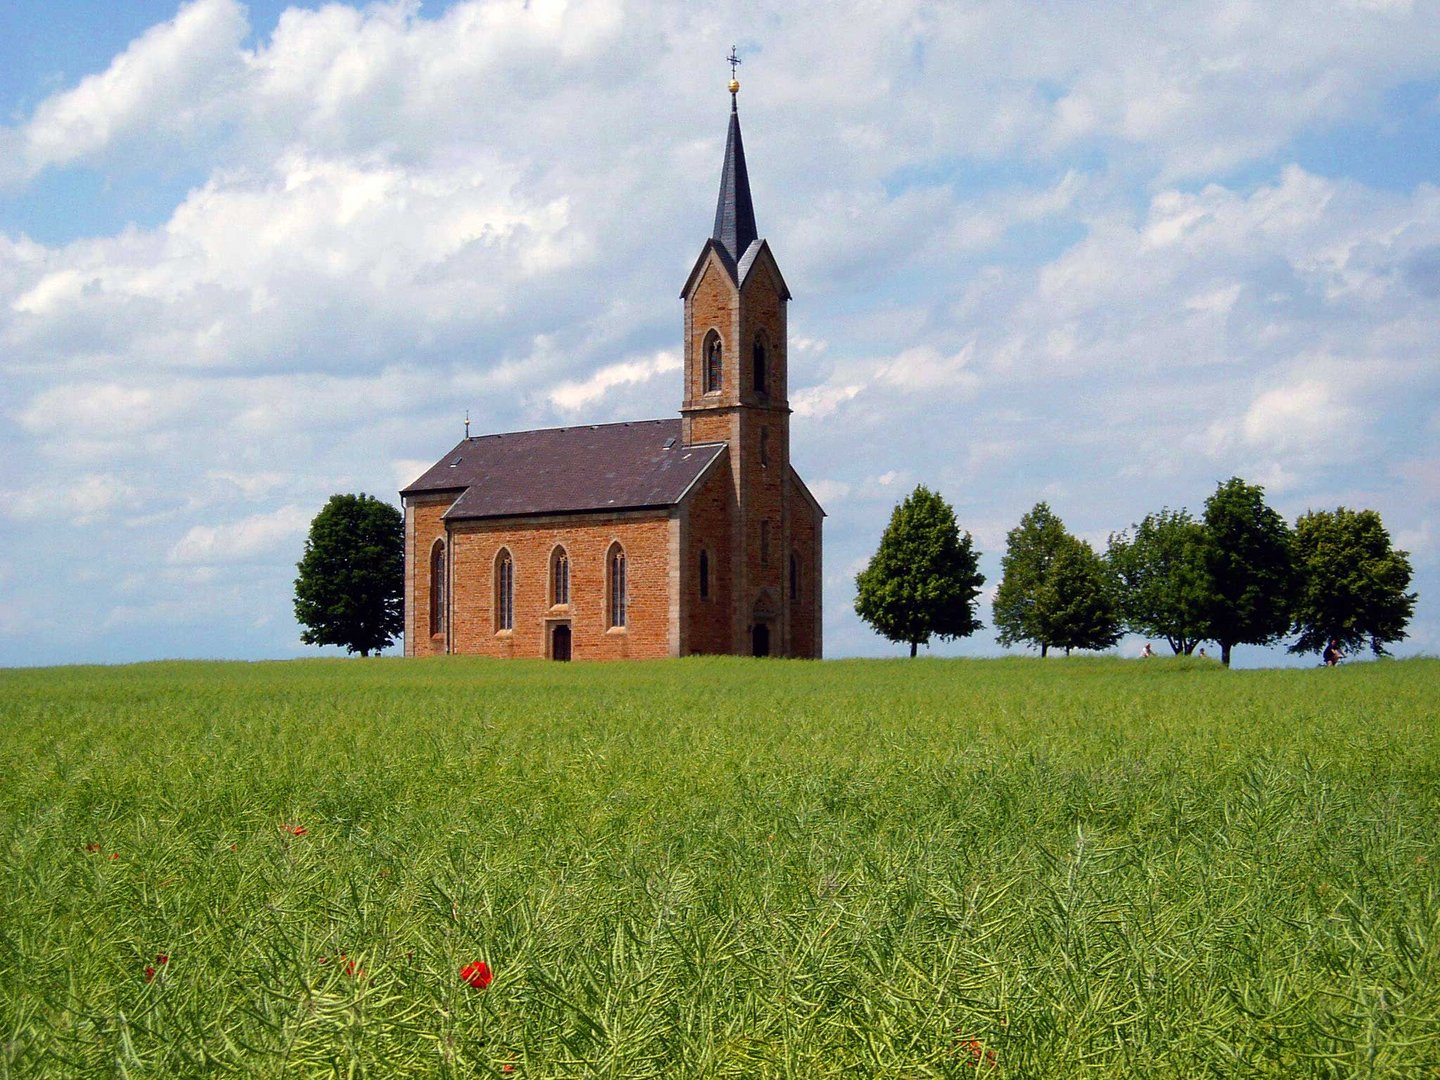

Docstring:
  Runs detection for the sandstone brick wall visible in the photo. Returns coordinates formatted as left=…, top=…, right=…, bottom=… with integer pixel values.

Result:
left=448, top=511, right=675, bottom=660
left=679, top=455, right=735, bottom=654
left=787, top=473, right=823, bottom=659
left=404, top=495, right=456, bottom=657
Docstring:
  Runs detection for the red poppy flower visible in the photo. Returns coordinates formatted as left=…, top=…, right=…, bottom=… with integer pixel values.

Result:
left=502, top=1065, right=515, bottom=1074
left=144, top=966, right=156, bottom=983
left=460, top=961, right=492, bottom=989
left=279, top=823, right=307, bottom=836
left=109, top=853, right=119, bottom=861
left=156, top=954, right=169, bottom=966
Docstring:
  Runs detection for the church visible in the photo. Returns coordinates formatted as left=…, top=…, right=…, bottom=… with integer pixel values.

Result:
left=400, top=78, right=823, bottom=660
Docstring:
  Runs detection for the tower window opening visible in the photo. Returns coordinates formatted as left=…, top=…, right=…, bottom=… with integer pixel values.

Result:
left=704, top=331, right=723, bottom=394
left=753, top=335, right=767, bottom=394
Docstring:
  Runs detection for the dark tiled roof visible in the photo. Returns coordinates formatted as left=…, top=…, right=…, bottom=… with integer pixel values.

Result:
left=712, top=98, right=758, bottom=265
left=401, top=419, right=726, bottom=521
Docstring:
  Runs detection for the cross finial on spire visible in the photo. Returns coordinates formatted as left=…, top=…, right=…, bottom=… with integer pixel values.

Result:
left=727, top=45, right=741, bottom=100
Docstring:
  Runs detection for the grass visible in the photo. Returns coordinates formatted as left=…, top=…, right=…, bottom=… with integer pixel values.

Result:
left=0, top=655, right=1438, bottom=1077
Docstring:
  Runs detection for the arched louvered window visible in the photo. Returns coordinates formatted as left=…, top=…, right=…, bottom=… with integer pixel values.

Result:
left=760, top=427, right=770, bottom=467
left=699, top=549, right=710, bottom=600
left=608, top=543, right=627, bottom=629
left=703, top=331, right=722, bottom=394
left=551, top=546, right=570, bottom=606
left=495, top=548, right=514, bottom=632
left=429, top=539, right=446, bottom=636
left=753, top=333, right=768, bottom=394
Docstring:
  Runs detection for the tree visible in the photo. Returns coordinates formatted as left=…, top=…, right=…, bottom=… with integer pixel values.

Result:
left=994, top=502, right=1069, bottom=657
left=1107, top=508, right=1209, bottom=655
left=294, top=493, right=405, bottom=657
left=1199, top=477, right=1293, bottom=667
left=1037, top=539, right=1123, bottom=656
left=1288, top=506, right=1416, bottom=658
left=854, top=485, right=985, bottom=657
left=993, top=502, right=1119, bottom=657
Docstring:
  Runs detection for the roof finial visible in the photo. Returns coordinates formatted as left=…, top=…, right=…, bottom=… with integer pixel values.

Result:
left=464, top=410, right=471, bottom=439
left=727, top=45, right=741, bottom=100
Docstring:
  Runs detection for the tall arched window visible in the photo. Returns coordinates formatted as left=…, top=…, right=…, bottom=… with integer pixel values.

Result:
left=608, top=543, right=627, bottom=629
left=789, top=551, right=800, bottom=603
left=703, top=330, right=722, bottom=394
left=753, top=333, right=768, bottom=394
left=699, top=549, right=710, bottom=600
left=495, top=548, right=514, bottom=632
left=551, top=546, right=570, bottom=606
left=429, top=539, right=446, bottom=636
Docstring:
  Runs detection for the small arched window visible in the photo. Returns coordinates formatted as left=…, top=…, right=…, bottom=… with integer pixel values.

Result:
left=699, top=549, right=710, bottom=600
left=608, top=543, right=627, bottom=629
left=753, top=333, right=768, bottom=394
left=789, top=551, right=800, bottom=603
left=429, top=539, right=446, bottom=637
left=551, top=546, right=570, bottom=607
left=703, top=331, right=722, bottom=394
left=495, top=548, right=514, bottom=632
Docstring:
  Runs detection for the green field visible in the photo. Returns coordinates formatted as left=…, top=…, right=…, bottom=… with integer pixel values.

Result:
left=1, top=656, right=1438, bottom=1077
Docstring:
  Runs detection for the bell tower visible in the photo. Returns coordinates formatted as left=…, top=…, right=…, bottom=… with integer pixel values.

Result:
left=680, top=67, right=794, bottom=655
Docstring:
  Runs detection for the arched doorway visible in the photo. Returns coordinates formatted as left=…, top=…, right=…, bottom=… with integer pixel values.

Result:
left=751, top=622, right=770, bottom=658
left=551, top=623, right=572, bottom=661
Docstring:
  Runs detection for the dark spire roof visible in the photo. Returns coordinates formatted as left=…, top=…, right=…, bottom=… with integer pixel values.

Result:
left=711, top=95, right=758, bottom=264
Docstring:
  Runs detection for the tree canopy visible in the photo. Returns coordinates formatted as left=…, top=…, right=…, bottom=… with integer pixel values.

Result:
left=1107, top=508, right=1209, bottom=655
left=854, top=485, right=985, bottom=657
left=1036, top=539, right=1123, bottom=656
left=1199, top=477, right=1293, bottom=667
left=1289, top=506, right=1415, bottom=658
left=993, top=502, right=1120, bottom=657
left=294, top=493, right=405, bottom=657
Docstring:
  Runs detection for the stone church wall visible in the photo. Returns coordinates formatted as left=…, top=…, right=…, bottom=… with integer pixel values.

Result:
left=448, top=511, right=674, bottom=660
left=680, top=456, right=735, bottom=654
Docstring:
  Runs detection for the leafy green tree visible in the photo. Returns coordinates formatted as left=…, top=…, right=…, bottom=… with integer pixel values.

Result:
left=1200, top=477, right=1294, bottom=667
left=994, top=502, right=1118, bottom=657
left=1289, top=506, right=1416, bottom=658
left=1038, top=539, right=1123, bottom=656
left=1107, top=508, right=1209, bottom=655
left=294, top=493, right=405, bottom=657
left=854, top=485, right=985, bottom=657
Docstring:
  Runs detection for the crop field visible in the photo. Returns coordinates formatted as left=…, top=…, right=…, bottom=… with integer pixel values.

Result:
left=1, top=656, right=1438, bottom=1078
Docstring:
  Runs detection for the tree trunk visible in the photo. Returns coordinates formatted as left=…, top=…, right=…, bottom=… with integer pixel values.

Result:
left=1040, top=643, right=1049, bottom=658
left=910, top=641, right=918, bottom=658
left=1220, top=642, right=1232, bottom=667
left=1065, top=646, right=1072, bottom=657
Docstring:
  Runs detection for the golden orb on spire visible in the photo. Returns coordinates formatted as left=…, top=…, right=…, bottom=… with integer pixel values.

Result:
left=729, top=78, right=740, bottom=94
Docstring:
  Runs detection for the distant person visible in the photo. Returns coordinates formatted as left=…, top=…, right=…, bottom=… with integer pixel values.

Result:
left=1141, top=642, right=1154, bottom=658
left=1197, top=647, right=1207, bottom=659
left=1323, top=638, right=1343, bottom=667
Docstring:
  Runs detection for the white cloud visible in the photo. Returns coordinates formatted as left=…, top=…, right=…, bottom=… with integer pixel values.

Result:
left=548, top=349, right=680, bottom=412
left=5, top=0, right=249, bottom=183
left=168, top=504, right=312, bottom=565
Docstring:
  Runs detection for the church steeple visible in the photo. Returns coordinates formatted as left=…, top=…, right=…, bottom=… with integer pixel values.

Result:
left=711, top=83, right=758, bottom=264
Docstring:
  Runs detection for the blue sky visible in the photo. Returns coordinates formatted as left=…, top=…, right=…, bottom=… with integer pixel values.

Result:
left=1, top=0, right=1438, bottom=667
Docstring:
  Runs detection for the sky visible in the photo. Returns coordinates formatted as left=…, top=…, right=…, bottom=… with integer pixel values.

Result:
left=1, top=0, right=1438, bottom=668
